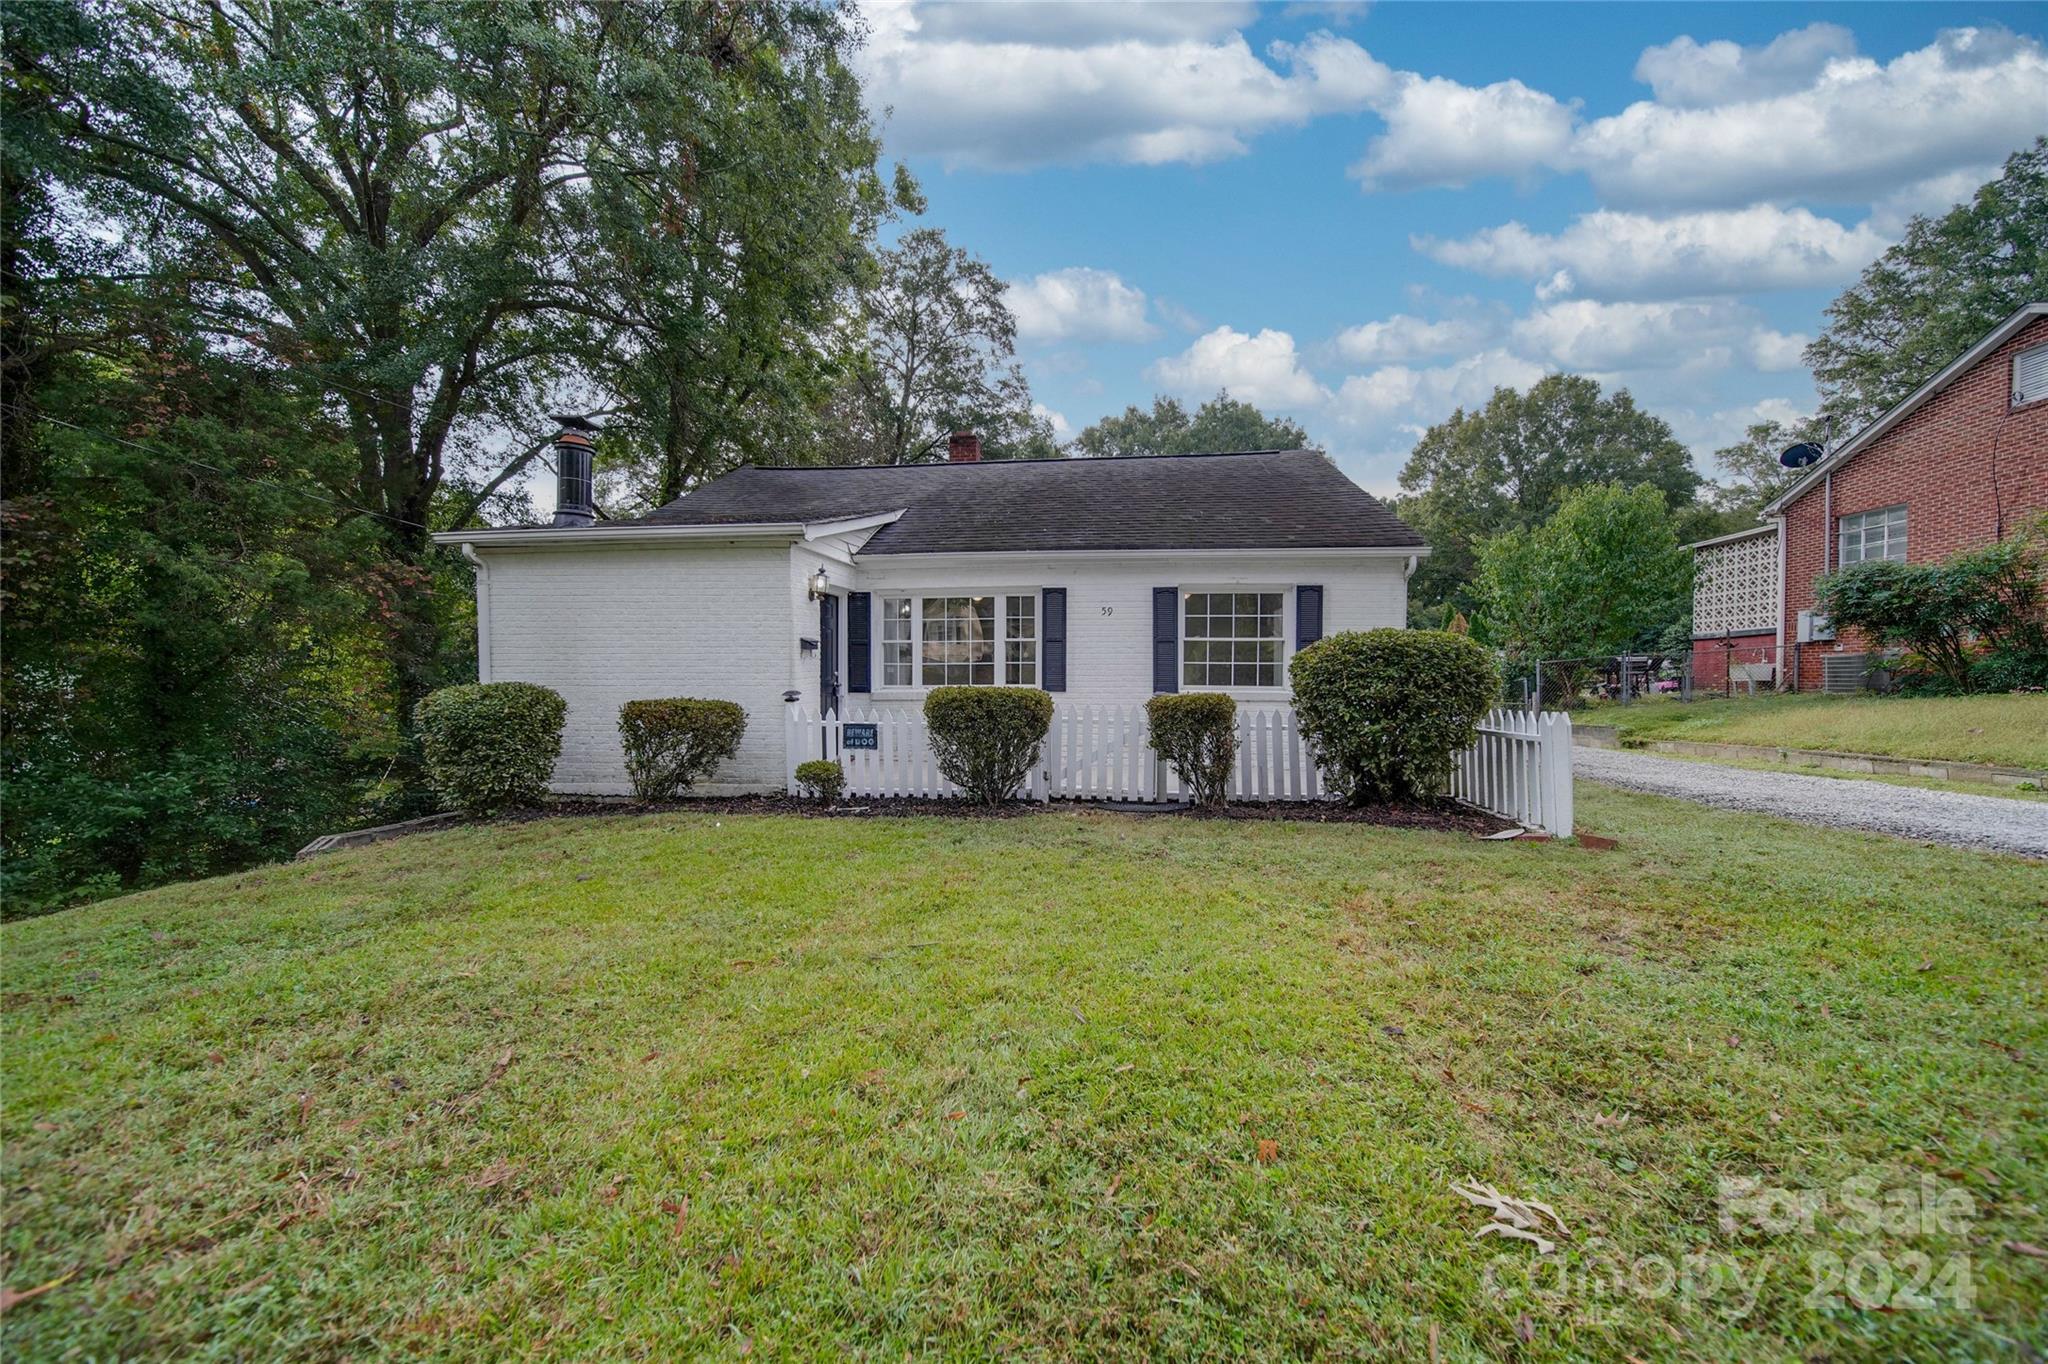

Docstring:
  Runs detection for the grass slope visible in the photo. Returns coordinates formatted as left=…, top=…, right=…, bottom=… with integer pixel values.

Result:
left=1587, top=692, right=2048, bottom=770
left=3, top=789, right=2044, bottom=1360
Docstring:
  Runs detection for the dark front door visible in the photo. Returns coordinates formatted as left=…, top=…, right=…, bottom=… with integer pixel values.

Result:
left=819, top=594, right=841, bottom=720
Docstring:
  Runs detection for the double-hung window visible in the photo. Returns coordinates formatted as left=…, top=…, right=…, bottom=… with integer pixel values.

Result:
left=877, top=593, right=1037, bottom=688
left=1839, top=505, right=1906, bottom=565
left=1183, top=591, right=1283, bottom=689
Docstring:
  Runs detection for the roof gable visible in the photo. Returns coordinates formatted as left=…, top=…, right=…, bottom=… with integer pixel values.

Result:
left=1765, top=301, right=2048, bottom=516
left=616, top=449, right=1426, bottom=555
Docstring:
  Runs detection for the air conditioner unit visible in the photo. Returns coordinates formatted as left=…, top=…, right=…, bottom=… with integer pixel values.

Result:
left=1797, top=610, right=1834, bottom=643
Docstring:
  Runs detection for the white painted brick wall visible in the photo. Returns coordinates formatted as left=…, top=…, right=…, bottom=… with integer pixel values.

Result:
left=849, top=553, right=1410, bottom=714
left=475, top=542, right=1411, bottom=793
left=482, top=540, right=796, bottom=794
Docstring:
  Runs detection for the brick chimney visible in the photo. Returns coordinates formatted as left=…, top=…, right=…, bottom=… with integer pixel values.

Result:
left=550, top=414, right=598, bottom=527
left=947, top=430, right=982, bottom=463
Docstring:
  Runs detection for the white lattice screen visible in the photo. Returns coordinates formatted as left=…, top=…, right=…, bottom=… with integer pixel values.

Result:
left=1693, top=529, right=1779, bottom=635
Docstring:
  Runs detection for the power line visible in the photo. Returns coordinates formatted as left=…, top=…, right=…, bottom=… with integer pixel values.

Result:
left=35, top=415, right=437, bottom=533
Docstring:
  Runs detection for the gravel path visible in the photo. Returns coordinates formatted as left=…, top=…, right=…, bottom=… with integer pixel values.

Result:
left=1574, top=746, right=2048, bottom=858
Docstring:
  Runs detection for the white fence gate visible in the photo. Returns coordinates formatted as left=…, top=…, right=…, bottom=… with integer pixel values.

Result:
left=786, top=701, right=1574, bottom=836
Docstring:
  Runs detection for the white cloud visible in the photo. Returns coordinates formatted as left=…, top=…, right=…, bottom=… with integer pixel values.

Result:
left=1417, top=205, right=1888, bottom=300
left=1576, top=27, right=2048, bottom=208
left=1632, top=23, right=1858, bottom=107
left=1149, top=325, right=1330, bottom=407
left=1349, top=75, right=1577, bottom=189
left=858, top=3, right=1393, bottom=169
left=910, top=3, right=1256, bottom=48
left=1869, top=163, right=2001, bottom=235
left=1331, top=349, right=1547, bottom=424
left=1032, top=401, right=1073, bottom=439
left=1008, top=267, right=1156, bottom=343
left=1746, top=329, right=1809, bottom=372
left=1332, top=313, right=1491, bottom=364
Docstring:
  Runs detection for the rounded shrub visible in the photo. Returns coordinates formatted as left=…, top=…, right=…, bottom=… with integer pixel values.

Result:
left=795, top=759, right=846, bottom=804
left=618, top=698, right=747, bottom=800
left=923, top=686, right=1054, bottom=805
left=1288, top=629, right=1499, bottom=805
left=1145, top=692, right=1237, bottom=808
left=414, top=681, right=568, bottom=816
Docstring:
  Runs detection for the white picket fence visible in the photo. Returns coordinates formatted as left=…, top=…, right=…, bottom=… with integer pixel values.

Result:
left=786, top=701, right=1574, bottom=834
left=1453, top=706, right=1574, bottom=837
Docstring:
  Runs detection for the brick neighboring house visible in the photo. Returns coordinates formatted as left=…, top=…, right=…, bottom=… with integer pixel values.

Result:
left=1688, top=302, right=2048, bottom=693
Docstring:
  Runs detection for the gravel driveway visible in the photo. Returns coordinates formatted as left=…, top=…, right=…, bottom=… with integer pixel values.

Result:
left=1574, top=746, right=2048, bottom=858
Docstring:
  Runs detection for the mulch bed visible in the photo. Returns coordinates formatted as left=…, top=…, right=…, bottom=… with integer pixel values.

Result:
left=518, top=795, right=1034, bottom=821
left=506, top=794, right=1513, bottom=835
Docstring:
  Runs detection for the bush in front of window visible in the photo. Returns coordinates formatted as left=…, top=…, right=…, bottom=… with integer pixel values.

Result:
left=1289, top=629, right=1498, bottom=805
left=415, top=681, right=568, bottom=816
left=1816, top=517, right=2048, bottom=694
left=1145, top=693, right=1238, bottom=809
left=923, top=686, right=1053, bottom=805
left=795, top=759, right=846, bottom=805
left=617, top=698, right=748, bottom=800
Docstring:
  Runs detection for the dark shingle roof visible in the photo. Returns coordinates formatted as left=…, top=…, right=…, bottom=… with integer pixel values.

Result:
left=611, top=449, right=1424, bottom=554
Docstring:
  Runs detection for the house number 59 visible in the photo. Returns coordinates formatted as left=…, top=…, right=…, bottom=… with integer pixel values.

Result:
left=1100, top=606, right=1113, bottom=616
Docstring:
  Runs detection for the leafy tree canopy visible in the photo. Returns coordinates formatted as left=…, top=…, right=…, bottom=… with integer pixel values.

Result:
left=1395, top=374, right=1700, bottom=624
left=1806, top=138, right=2046, bottom=430
left=1473, top=482, right=1692, bottom=667
left=15, top=0, right=891, bottom=705
left=1070, top=393, right=1313, bottom=458
left=821, top=227, right=1051, bottom=464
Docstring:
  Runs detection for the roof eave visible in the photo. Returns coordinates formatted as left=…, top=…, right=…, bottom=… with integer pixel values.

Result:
left=852, top=543, right=1429, bottom=561
left=1762, top=300, right=2048, bottom=516
left=433, top=522, right=806, bottom=549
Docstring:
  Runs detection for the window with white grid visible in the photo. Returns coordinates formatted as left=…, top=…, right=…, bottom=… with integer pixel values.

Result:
left=879, top=593, right=1039, bottom=688
left=1183, top=591, right=1284, bottom=689
left=1839, top=506, right=1907, bottom=565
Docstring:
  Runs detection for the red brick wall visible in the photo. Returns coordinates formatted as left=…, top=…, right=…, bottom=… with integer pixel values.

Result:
left=1781, top=314, right=2048, bottom=690
left=1690, top=631, right=1777, bottom=692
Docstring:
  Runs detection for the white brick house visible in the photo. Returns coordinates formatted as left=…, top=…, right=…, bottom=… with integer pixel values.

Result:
left=435, top=430, right=1428, bottom=794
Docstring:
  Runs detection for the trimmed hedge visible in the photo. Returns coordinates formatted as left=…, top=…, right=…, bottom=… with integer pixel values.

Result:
left=414, top=682, right=567, bottom=816
left=1289, top=629, right=1498, bottom=805
left=1146, top=692, right=1237, bottom=808
left=924, top=686, right=1054, bottom=805
left=795, top=759, right=846, bottom=804
left=618, top=698, right=746, bottom=800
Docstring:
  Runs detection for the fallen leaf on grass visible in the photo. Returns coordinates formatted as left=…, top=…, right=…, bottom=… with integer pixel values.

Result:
left=1256, top=1139, right=1279, bottom=1165
left=661, top=1198, right=689, bottom=1238
left=298, top=1092, right=315, bottom=1124
left=2005, top=1240, right=2048, bottom=1260
left=1982, top=1039, right=2023, bottom=1060
left=207, top=1051, right=225, bottom=1065
left=1453, top=1181, right=1568, bottom=1255
left=1382, top=1025, right=1405, bottom=1038
left=599, top=1175, right=626, bottom=1204
left=463, top=1159, right=520, bottom=1190
left=1916, top=960, right=1933, bottom=972
left=32, top=1121, right=59, bottom=1134
left=640, top=1051, right=660, bottom=1063
left=1515, top=1314, right=1535, bottom=1343
left=945, top=1110, right=965, bottom=1122
left=1591, top=1113, right=1629, bottom=1130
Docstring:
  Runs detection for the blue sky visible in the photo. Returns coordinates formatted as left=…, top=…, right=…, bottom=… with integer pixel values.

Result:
left=856, top=1, right=2048, bottom=492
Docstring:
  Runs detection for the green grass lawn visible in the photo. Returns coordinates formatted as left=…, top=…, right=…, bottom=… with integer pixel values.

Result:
left=1587, top=691, right=2048, bottom=770
left=4, top=790, right=2044, bottom=1360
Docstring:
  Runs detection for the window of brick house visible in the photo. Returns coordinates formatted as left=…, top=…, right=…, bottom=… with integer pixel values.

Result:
left=1839, top=505, right=1907, bottom=565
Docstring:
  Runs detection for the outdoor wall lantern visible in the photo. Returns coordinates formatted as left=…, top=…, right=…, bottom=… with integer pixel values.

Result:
left=807, top=567, right=830, bottom=601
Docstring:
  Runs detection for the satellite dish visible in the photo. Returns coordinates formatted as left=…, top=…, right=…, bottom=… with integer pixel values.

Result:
left=1778, top=441, right=1825, bottom=469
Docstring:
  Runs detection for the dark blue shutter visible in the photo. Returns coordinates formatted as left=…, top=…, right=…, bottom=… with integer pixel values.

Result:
left=846, top=591, right=872, bottom=693
left=1296, top=585, right=1323, bottom=650
left=1152, top=587, right=1178, bottom=693
left=1041, top=588, right=1067, bottom=691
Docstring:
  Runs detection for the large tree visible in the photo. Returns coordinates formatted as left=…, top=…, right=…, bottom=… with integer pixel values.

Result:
left=1806, top=138, right=2045, bottom=430
left=1071, top=393, right=1313, bottom=458
left=17, top=0, right=886, bottom=705
left=1395, top=374, right=1700, bottom=624
left=822, top=227, right=1052, bottom=464
left=1474, top=482, right=1691, bottom=689
left=1703, top=417, right=1824, bottom=524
